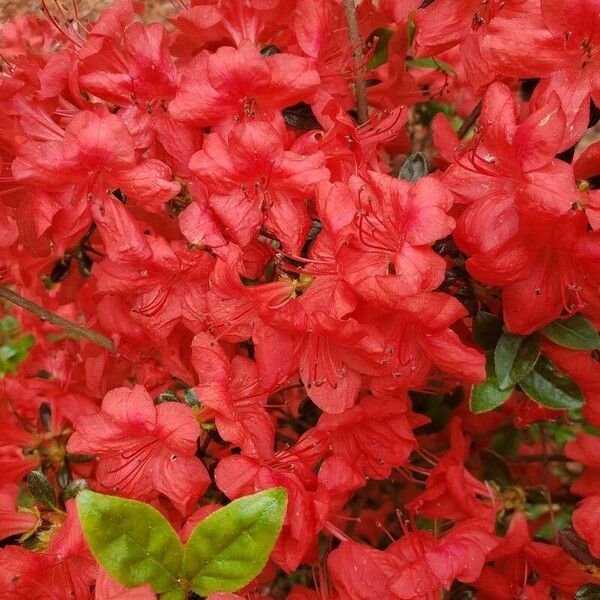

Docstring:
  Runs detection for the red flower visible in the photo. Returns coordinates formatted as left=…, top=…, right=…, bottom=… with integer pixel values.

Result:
left=414, top=0, right=556, bottom=91
left=184, top=120, right=328, bottom=253
left=474, top=512, right=591, bottom=598
left=169, top=40, right=320, bottom=127
left=92, top=196, right=214, bottom=339
left=407, top=418, right=496, bottom=523
left=317, top=171, right=454, bottom=303
left=0, top=500, right=97, bottom=599
left=67, top=385, right=209, bottom=515
left=482, top=0, right=600, bottom=146
left=466, top=210, right=600, bottom=334
left=314, top=394, right=418, bottom=479
left=12, top=109, right=179, bottom=249
left=191, top=332, right=275, bottom=459
left=0, top=483, right=39, bottom=541
left=328, top=519, right=497, bottom=600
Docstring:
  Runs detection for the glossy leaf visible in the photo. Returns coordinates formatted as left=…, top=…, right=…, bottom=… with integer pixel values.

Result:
left=182, top=488, right=287, bottom=594
left=494, top=332, right=540, bottom=390
left=519, top=355, right=584, bottom=410
left=76, top=490, right=183, bottom=593
left=470, top=352, right=514, bottom=413
left=542, top=314, right=600, bottom=350
left=472, top=311, right=503, bottom=350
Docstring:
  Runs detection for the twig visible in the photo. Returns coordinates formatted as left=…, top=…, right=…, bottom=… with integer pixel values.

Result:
left=457, top=100, right=482, bottom=139
left=0, top=285, right=115, bottom=353
left=342, top=0, right=369, bottom=124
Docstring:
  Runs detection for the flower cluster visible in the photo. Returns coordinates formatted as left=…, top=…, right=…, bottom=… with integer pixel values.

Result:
left=0, top=0, right=599, bottom=598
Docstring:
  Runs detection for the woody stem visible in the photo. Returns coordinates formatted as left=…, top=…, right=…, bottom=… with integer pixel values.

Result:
left=0, top=285, right=115, bottom=353
left=457, top=99, right=482, bottom=138
left=342, top=0, right=369, bottom=124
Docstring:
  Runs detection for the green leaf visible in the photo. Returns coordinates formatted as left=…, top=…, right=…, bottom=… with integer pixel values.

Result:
left=575, top=584, right=600, bottom=599
left=366, top=28, right=394, bottom=71
left=182, top=488, right=287, bottom=595
left=399, top=153, right=428, bottom=182
left=542, top=314, right=600, bottom=350
left=472, top=311, right=503, bottom=350
left=27, top=470, right=59, bottom=511
left=470, top=352, right=514, bottom=414
left=494, top=332, right=540, bottom=390
left=519, top=355, right=584, bottom=410
left=405, top=56, right=456, bottom=74
left=76, top=491, right=183, bottom=593
left=161, top=591, right=186, bottom=600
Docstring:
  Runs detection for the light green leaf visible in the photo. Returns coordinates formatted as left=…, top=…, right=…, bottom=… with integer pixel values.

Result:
left=542, top=314, right=600, bottom=350
left=470, top=352, right=514, bottom=414
left=494, top=332, right=540, bottom=390
left=520, top=355, right=584, bottom=410
left=77, top=491, right=183, bottom=593
left=405, top=56, right=456, bottom=74
left=183, top=488, right=287, bottom=595
left=161, top=590, right=186, bottom=600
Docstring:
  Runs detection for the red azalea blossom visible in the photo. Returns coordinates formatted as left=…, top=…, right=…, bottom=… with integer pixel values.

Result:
left=67, top=385, right=209, bottom=515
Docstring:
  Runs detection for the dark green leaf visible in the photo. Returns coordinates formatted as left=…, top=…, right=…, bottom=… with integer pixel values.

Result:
left=542, top=314, right=600, bottom=350
left=27, top=470, right=59, bottom=510
left=494, top=332, right=540, bottom=390
left=575, top=584, right=600, bottom=599
left=470, top=352, right=514, bottom=413
left=399, top=153, right=428, bottom=182
left=76, top=491, right=183, bottom=593
left=472, top=311, right=503, bottom=350
left=366, top=28, right=394, bottom=71
left=520, top=355, right=584, bottom=410
left=183, top=488, right=287, bottom=595
left=405, top=56, right=456, bottom=74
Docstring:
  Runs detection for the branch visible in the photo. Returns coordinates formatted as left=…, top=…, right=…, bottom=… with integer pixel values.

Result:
left=457, top=99, right=482, bottom=139
left=342, top=0, right=369, bottom=124
left=0, top=285, right=115, bottom=353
